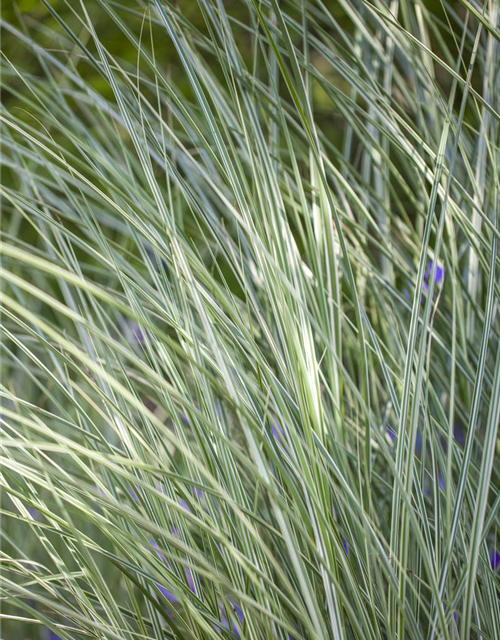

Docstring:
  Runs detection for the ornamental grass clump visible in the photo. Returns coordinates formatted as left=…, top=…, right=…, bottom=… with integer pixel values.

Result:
left=0, top=1, right=499, bottom=638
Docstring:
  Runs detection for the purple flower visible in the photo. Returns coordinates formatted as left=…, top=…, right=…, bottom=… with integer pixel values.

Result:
left=157, top=584, right=178, bottom=604
left=93, top=485, right=106, bottom=497
left=438, top=473, right=445, bottom=492
left=27, top=506, right=39, bottom=520
left=192, top=485, right=205, bottom=500
left=45, top=631, right=63, bottom=640
left=271, top=421, right=285, bottom=442
left=442, top=604, right=459, bottom=629
left=423, top=471, right=444, bottom=496
left=120, top=319, right=148, bottom=345
left=490, top=548, right=500, bottom=571
left=404, top=261, right=445, bottom=302
left=175, top=486, right=206, bottom=514
left=156, top=569, right=196, bottom=604
left=185, top=566, right=196, bottom=593
left=128, top=486, right=139, bottom=503
left=453, top=424, right=466, bottom=447
left=232, top=603, right=243, bottom=623
left=423, top=260, right=444, bottom=292
left=151, top=496, right=200, bottom=602
left=386, top=427, right=421, bottom=456
left=219, top=602, right=244, bottom=636
left=131, top=322, right=146, bottom=344
left=150, top=539, right=165, bottom=562
left=415, top=430, right=422, bottom=456
left=149, top=540, right=175, bottom=602
left=288, top=622, right=301, bottom=640
left=332, top=508, right=348, bottom=556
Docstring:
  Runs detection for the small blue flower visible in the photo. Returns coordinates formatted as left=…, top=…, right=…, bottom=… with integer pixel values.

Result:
left=151, top=496, right=200, bottom=603
left=271, top=421, right=285, bottom=442
left=120, top=319, right=148, bottom=345
left=404, top=261, right=445, bottom=302
left=415, top=429, right=423, bottom=456
left=192, top=485, right=205, bottom=500
left=131, top=322, right=146, bottom=344
left=185, top=566, right=196, bottom=593
left=219, top=602, right=244, bottom=636
left=387, top=426, right=396, bottom=445
left=332, top=507, right=348, bottom=556
left=453, top=424, right=466, bottom=447
left=288, top=622, right=301, bottom=640
left=490, top=548, right=500, bottom=571
left=150, top=539, right=165, bottom=562
left=438, top=473, right=445, bottom=492
left=423, top=260, right=444, bottom=292
left=156, top=569, right=196, bottom=604
left=157, top=584, right=178, bottom=604
left=128, top=486, right=140, bottom=503
left=442, top=604, right=459, bottom=632
left=387, top=427, right=422, bottom=456
left=44, top=630, right=62, bottom=640
left=27, top=506, right=39, bottom=519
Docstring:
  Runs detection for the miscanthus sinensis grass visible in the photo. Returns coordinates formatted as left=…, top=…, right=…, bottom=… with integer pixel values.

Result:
left=1, top=1, right=499, bottom=638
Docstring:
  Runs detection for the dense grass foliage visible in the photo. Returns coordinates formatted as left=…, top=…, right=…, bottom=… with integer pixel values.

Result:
left=1, top=1, right=499, bottom=638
